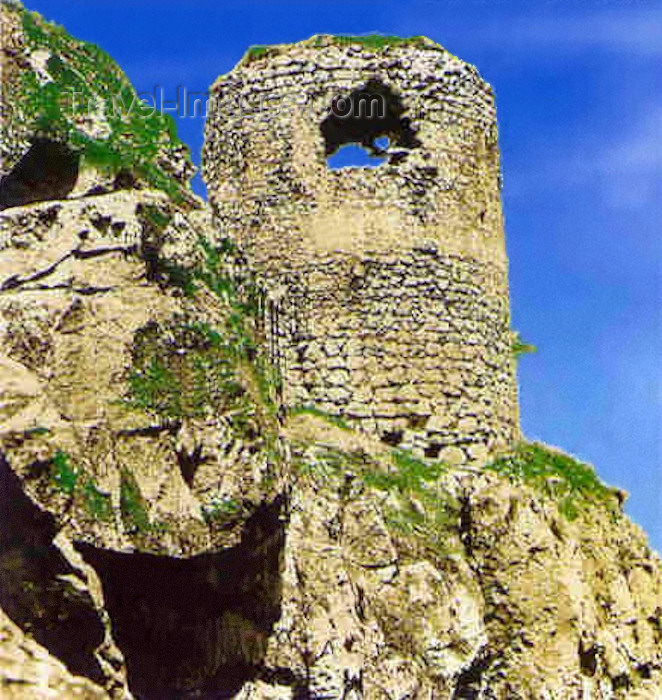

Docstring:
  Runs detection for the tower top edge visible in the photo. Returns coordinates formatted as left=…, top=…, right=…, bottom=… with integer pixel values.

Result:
left=210, top=33, right=489, bottom=95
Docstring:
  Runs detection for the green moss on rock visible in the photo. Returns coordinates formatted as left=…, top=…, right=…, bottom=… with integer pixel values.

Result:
left=3, top=0, right=193, bottom=203
left=81, top=476, right=113, bottom=522
left=241, top=33, right=439, bottom=65
left=321, top=34, right=428, bottom=49
left=51, top=449, right=78, bottom=494
left=122, top=234, right=280, bottom=438
left=49, top=450, right=113, bottom=522
left=486, top=442, right=621, bottom=520
left=119, top=470, right=151, bottom=534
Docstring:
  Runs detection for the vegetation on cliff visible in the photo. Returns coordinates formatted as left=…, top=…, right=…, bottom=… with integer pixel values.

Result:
left=2, top=0, right=193, bottom=203
left=486, top=442, right=623, bottom=521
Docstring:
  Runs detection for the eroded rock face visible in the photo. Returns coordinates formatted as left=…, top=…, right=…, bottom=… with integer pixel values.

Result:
left=240, top=419, right=662, bottom=699
left=2, top=399, right=661, bottom=698
left=0, top=137, right=80, bottom=210
left=0, top=191, right=284, bottom=556
left=0, top=606, right=109, bottom=699
left=78, top=497, right=286, bottom=699
left=0, top=453, right=127, bottom=697
left=0, top=191, right=287, bottom=697
left=0, top=0, right=196, bottom=206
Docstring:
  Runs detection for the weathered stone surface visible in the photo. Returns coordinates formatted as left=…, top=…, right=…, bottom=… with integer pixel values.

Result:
left=0, top=0, right=196, bottom=208
left=203, top=35, right=520, bottom=458
left=0, top=191, right=285, bottom=558
left=0, top=191, right=287, bottom=697
left=2, top=399, right=661, bottom=697
left=0, top=606, right=109, bottom=698
left=249, top=417, right=662, bottom=699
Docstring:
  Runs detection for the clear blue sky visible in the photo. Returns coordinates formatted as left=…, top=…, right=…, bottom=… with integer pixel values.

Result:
left=25, top=0, right=662, bottom=551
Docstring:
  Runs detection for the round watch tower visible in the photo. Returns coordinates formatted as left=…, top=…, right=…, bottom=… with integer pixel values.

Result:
left=203, top=35, right=520, bottom=462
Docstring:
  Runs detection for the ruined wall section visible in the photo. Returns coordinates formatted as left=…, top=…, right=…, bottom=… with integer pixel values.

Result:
left=203, top=35, right=520, bottom=460
left=267, top=251, right=514, bottom=461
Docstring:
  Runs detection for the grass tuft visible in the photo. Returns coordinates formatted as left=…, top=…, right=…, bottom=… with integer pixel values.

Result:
left=288, top=405, right=351, bottom=430
left=50, top=450, right=114, bottom=521
left=324, top=34, right=427, bottom=50
left=511, top=331, right=537, bottom=357
left=242, top=34, right=431, bottom=65
left=82, top=477, right=113, bottom=521
left=51, top=450, right=78, bottom=494
left=293, top=442, right=458, bottom=555
left=486, top=442, right=619, bottom=520
left=202, top=498, right=242, bottom=524
left=119, top=471, right=151, bottom=533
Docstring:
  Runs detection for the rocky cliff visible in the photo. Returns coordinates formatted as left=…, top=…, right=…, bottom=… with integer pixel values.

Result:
left=0, top=4, right=660, bottom=699
left=0, top=0, right=195, bottom=209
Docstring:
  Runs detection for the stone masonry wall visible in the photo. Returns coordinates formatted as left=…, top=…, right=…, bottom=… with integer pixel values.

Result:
left=203, top=35, right=520, bottom=460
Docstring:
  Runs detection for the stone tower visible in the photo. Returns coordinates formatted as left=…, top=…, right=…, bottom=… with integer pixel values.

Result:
left=203, top=35, right=520, bottom=463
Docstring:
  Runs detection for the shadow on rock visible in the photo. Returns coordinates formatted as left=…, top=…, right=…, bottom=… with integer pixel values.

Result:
left=77, top=496, right=287, bottom=699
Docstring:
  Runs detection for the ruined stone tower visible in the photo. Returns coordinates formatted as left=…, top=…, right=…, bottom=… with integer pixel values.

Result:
left=203, top=35, right=520, bottom=462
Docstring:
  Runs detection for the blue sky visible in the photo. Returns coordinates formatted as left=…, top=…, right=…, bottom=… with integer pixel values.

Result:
left=25, top=0, right=662, bottom=551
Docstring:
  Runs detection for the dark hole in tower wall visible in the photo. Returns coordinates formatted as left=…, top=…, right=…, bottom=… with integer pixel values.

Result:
left=76, top=497, right=287, bottom=700
left=321, top=79, right=421, bottom=165
left=0, top=138, right=79, bottom=210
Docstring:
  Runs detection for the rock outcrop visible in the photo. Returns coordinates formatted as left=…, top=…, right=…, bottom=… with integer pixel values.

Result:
left=0, top=0, right=196, bottom=209
left=0, top=605, right=109, bottom=698
left=0, top=6, right=660, bottom=700
left=0, top=188, right=287, bottom=697
left=241, top=419, right=661, bottom=699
